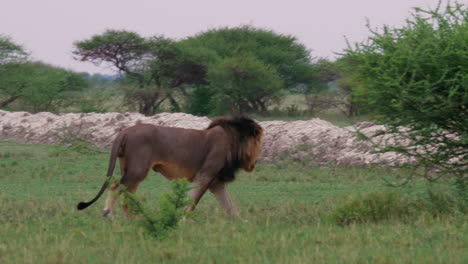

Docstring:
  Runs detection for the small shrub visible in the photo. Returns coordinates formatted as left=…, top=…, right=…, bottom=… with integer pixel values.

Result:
left=284, top=104, right=301, bottom=116
left=0, top=151, right=12, bottom=158
left=122, top=179, right=192, bottom=238
left=53, top=125, right=106, bottom=155
left=76, top=99, right=107, bottom=113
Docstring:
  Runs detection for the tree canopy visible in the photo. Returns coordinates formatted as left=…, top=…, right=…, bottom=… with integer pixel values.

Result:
left=179, top=26, right=315, bottom=114
left=180, top=26, right=313, bottom=88
left=0, top=62, right=89, bottom=111
left=342, top=2, right=467, bottom=178
left=73, top=30, right=205, bottom=115
left=207, top=53, right=283, bottom=114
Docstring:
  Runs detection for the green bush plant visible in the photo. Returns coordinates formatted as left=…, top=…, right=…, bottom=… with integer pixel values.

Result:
left=342, top=1, right=467, bottom=181
left=122, top=179, right=192, bottom=238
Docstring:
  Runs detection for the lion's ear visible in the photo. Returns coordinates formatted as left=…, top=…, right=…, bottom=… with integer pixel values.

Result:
left=248, top=124, right=262, bottom=138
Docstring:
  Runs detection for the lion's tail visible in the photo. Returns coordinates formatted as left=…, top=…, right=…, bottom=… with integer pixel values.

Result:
left=76, top=133, right=126, bottom=210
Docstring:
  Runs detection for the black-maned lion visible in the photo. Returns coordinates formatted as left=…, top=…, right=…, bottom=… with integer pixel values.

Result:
left=77, top=116, right=263, bottom=217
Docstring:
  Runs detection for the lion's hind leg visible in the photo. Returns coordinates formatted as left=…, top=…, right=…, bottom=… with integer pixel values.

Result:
left=102, top=157, right=150, bottom=218
left=103, top=183, right=119, bottom=217
left=118, top=160, right=151, bottom=218
left=103, top=157, right=126, bottom=217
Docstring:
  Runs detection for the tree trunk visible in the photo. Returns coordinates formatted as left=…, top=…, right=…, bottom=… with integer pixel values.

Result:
left=167, top=93, right=181, bottom=112
left=0, top=95, right=20, bottom=108
left=140, top=102, right=154, bottom=116
left=137, top=92, right=159, bottom=116
left=256, top=99, right=267, bottom=114
left=345, top=102, right=359, bottom=117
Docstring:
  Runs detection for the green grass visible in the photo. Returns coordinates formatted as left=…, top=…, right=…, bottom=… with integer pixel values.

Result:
left=0, top=140, right=466, bottom=263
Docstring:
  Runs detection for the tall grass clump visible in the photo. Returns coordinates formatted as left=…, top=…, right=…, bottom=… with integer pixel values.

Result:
left=122, top=179, right=192, bottom=238
left=332, top=192, right=417, bottom=225
left=333, top=185, right=467, bottom=226
left=424, top=181, right=468, bottom=215
left=454, top=178, right=468, bottom=213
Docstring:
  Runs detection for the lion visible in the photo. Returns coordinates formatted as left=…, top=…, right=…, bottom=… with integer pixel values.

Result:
left=77, top=116, right=263, bottom=217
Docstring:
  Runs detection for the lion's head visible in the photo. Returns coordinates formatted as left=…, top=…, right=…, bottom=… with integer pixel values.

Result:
left=207, top=117, right=263, bottom=179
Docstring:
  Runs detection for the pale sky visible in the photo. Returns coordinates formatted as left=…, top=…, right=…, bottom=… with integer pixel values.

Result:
left=0, top=0, right=450, bottom=74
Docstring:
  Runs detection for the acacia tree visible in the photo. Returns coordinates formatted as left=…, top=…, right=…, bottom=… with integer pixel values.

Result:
left=343, top=2, right=467, bottom=179
left=331, top=57, right=365, bottom=117
left=73, top=30, right=205, bottom=115
left=0, top=35, right=29, bottom=107
left=302, top=59, right=350, bottom=115
left=180, top=26, right=315, bottom=114
left=0, top=35, right=28, bottom=64
left=0, top=62, right=89, bottom=111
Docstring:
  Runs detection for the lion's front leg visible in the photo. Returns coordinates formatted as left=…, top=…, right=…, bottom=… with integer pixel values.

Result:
left=185, top=173, right=216, bottom=212
left=209, top=182, right=239, bottom=218
left=185, top=148, right=226, bottom=213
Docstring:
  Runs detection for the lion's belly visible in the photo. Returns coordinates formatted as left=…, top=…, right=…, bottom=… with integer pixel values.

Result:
left=152, top=162, right=196, bottom=181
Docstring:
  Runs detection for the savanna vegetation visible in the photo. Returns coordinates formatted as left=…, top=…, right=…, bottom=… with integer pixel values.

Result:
left=0, top=140, right=467, bottom=263
left=0, top=1, right=467, bottom=263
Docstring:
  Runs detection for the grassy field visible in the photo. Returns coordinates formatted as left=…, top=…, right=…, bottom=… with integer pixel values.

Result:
left=0, top=140, right=467, bottom=263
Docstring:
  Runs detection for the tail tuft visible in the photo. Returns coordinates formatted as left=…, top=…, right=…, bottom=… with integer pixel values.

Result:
left=77, top=202, right=90, bottom=210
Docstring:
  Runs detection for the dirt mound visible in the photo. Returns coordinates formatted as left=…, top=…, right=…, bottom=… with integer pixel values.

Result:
left=0, top=110, right=407, bottom=165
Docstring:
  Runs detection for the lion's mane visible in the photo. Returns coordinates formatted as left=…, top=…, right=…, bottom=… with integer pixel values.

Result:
left=207, top=117, right=263, bottom=182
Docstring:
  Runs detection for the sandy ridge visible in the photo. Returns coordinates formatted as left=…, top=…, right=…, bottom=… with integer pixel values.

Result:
left=0, top=110, right=407, bottom=165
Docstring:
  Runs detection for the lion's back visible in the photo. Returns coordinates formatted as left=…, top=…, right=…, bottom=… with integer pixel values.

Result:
left=121, top=124, right=218, bottom=166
